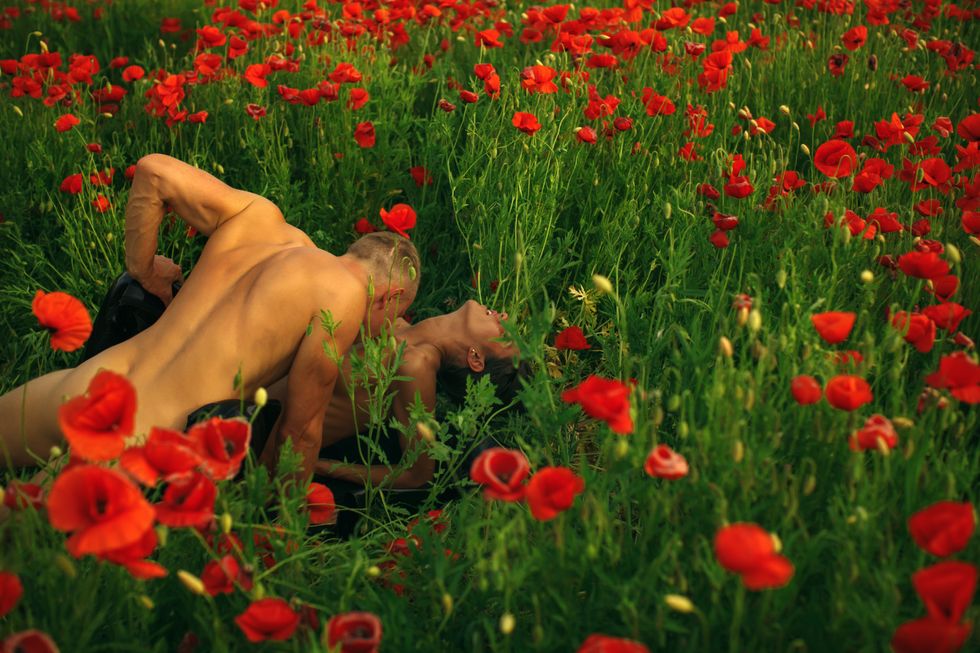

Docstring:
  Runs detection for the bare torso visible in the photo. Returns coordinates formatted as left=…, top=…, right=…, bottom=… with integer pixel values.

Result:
left=60, top=201, right=360, bottom=436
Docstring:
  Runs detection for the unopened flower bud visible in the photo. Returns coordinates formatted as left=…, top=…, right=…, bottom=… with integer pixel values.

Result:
left=254, top=387, right=268, bottom=408
left=779, top=105, right=791, bottom=116
left=904, top=131, right=916, bottom=144
left=747, top=309, right=762, bottom=333
left=613, top=438, right=629, bottom=459
left=776, top=269, right=787, bottom=288
left=366, top=565, right=382, bottom=578
left=220, top=512, right=233, bottom=534
left=664, top=202, right=672, bottom=220
left=215, top=163, right=225, bottom=174
left=442, top=593, right=454, bottom=615
left=500, top=613, right=516, bottom=635
left=54, top=553, right=77, bottom=579
left=592, top=274, right=613, bottom=294
left=803, top=475, right=816, bottom=496
left=719, top=336, right=733, bottom=358
left=800, top=144, right=811, bottom=157
left=946, top=243, right=961, bottom=265
left=416, top=421, right=435, bottom=443
left=178, top=570, right=207, bottom=596
left=12, top=105, right=23, bottom=117
left=138, top=595, right=155, bottom=610
left=50, top=445, right=63, bottom=458
left=876, top=437, right=892, bottom=456
left=737, top=306, right=749, bottom=327
left=892, top=417, right=914, bottom=429
left=860, top=270, right=874, bottom=283
left=733, top=439, right=744, bottom=463
left=664, top=594, right=695, bottom=613
left=771, top=532, right=782, bottom=552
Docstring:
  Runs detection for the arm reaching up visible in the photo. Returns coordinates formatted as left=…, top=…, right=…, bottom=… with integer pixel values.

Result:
left=124, top=154, right=280, bottom=304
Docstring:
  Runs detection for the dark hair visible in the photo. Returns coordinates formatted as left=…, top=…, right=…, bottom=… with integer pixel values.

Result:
left=436, top=357, right=530, bottom=408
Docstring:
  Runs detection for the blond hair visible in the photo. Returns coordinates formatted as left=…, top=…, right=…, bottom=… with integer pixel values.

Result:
left=345, top=232, right=421, bottom=297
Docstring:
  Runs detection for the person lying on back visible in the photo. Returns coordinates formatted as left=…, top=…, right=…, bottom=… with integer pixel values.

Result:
left=0, top=153, right=420, bottom=482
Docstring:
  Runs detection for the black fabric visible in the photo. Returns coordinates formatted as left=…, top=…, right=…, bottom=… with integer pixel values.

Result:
left=82, top=272, right=181, bottom=362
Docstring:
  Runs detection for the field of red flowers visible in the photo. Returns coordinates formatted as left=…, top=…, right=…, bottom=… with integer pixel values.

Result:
left=1, top=0, right=979, bottom=651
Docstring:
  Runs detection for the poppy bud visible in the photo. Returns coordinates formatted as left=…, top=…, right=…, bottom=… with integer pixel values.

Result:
left=860, top=270, right=874, bottom=283
left=40, top=39, right=49, bottom=53
left=666, top=394, right=681, bottom=412
left=178, top=570, right=207, bottom=596
left=800, top=144, right=811, bottom=156
left=719, top=336, right=733, bottom=358
left=678, top=421, right=689, bottom=438
left=971, top=236, right=980, bottom=248
left=12, top=105, right=23, bottom=117
left=54, top=553, right=77, bottom=579
left=0, top=487, right=4, bottom=506
left=664, top=594, right=695, bottom=613
left=613, top=438, right=629, bottom=459
left=892, top=417, right=913, bottom=429
left=499, top=613, right=515, bottom=635
left=442, top=593, right=453, bottom=616
left=733, top=440, right=744, bottom=463
left=737, top=306, right=749, bottom=326
left=946, top=243, right=961, bottom=265
left=771, top=532, right=783, bottom=552
left=220, top=512, right=233, bottom=534
left=156, top=524, right=169, bottom=547
left=776, top=269, right=787, bottom=288
left=138, top=595, right=155, bottom=610
left=50, top=445, right=62, bottom=458
left=738, top=107, right=752, bottom=120
left=592, top=274, right=613, bottom=294
left=748, top=309, right=762, bottom=333
left=779, top=105, right=791, bottom=116
left=215, top=163, right=225, bottom=174
left=803, top=475, right=816, bottom=495
left=254, top=387, right=268, bottom=407
left=905, top=131, right=917, bottom=145
left=416, top=421, right=435, bottom=443
left=664, top=202, right=672, bottom=220
left=366, top=565, right=381, bottom=578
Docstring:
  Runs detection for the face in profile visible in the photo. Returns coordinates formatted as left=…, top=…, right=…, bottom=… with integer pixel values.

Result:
left=456, top=299, right=520, bottom=359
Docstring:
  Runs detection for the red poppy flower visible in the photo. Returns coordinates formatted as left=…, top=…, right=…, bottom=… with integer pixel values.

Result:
left=235, top=598, right=300, bottom=643
left=576, top=126, right=598, bottom=144
left=561, top=375, right=633, bottom=434
left=824, top=375, right=872, bottom=411
left=520, top=65, right=558, bottom=94
left=891, top=617, right=972, bottom=653
left=912, top=561, right=977, bottom=623
left=962, top=210, right=980, bottom=235
left=841, top=25, right=867, bottom=50
left=577, top=634, right=650, bottom=653
left=908, top=501, right=976, bottom=557
left=47, top=465, right=156, bottom=558
left=354, top=218, right=377, bottom=234
left=644, top=444, right=688, bottom=480
left=120, top=427, right=202, bottom=486
left=898, top=250, right=950, bottom=280
left=60, top=173, right=83, bottom=194
left=58, top=369, right=136, bottom=462
left=245, top=103, right=266, bottom=120
left=202, top=554, right=251, bottom=596
left=347, top=87, right=369, bottom=111
left=307, top=482, right=336, bottom=525
left=957, top=114, right=980, bottom=142
left=326, top=611, right=383, bottom=653
left=810, top=312, right=856, bottom=344
left=121, top=65, right=144, bottom=82
left=185, top=417, right=250, bottom=480
left=188, top=111, right=208, bottom=124
left=813, top=140, right=858, bottom=178
left=474, top=29, right=503, bottom=48
left=409, top=166, right=433, bottom=187
left=92, top=195, right=111, bottom=213
left=555, top=326, right=591, bottom=350
left=0, top=572, right=23, bottom=618
left=100, top=526, right=167, bottom=579
left=926, top=274, right=959, bottom=302
left=709, top=230, right=730, bottom=248
left=890, top=311, right=936, bottom=353
left=791, top=375, right=822, bottom=405
left=849, top=414, right=897, bottom=451
left=32, top=290, right=92, bottom=352
left=379, top=203, right=416, bottom=238
left=1, top=631, right=60, bottom=653
left=714, top=523, right=794, bottom=590
left=3, top=480, right=44, bottom=511
left=354, top=121, right=376, bottom=148
left=459, top=90, right=478, bottom=104
left=642, top=89, right=675, bottom=116
left=512, top=111, right=542, bottom=135
left=525, top=466, right=585, bottom=521
left=922, top=303, right=971, bottom=333
left=155, top=471, right=216, bottom=528
left=54, top=114, right=80, bottom=132
left=724, top=174, right=754, bottom=198
left=925, top=353, right=980, bottom=403
left=469, top=447, right=530, bottom=502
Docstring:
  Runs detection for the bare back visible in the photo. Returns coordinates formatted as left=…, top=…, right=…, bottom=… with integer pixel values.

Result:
left=61, top=201, right=361, bottom=435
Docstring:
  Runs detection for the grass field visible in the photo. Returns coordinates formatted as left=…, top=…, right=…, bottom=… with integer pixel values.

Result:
left=0, top=0, right=979, bottom=651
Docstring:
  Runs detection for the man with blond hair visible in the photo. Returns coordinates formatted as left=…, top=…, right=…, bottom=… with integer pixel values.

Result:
left=0, top=153, right=420, bottom=481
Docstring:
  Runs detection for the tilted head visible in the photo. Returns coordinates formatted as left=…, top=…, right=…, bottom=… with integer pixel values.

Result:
left=435, top=299, right=527, bottom=406
left=345, top=232, right=420, bottom=337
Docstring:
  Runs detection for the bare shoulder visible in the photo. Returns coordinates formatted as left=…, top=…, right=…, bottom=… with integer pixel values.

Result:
left=292, top=252, right=367, bottom=323
left=396, top=345, right=439, bottom=394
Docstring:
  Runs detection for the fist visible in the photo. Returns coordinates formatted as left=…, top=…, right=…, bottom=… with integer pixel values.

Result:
left=138, top=255, right=184, bottom=306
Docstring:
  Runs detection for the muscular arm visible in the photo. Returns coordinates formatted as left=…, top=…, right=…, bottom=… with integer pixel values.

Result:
left=267, top=300, right=363, bottom=484
left=316, top=356, right=437, bottom=489
left=124, top=153, right=280, bottom=302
